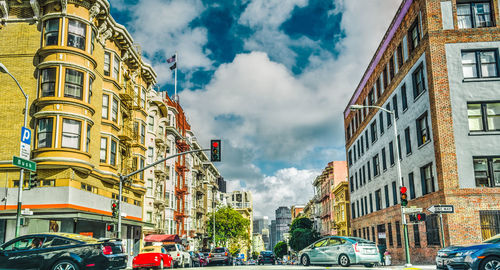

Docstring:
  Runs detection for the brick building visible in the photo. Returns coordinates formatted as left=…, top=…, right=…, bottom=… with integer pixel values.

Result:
left=343, top=0, right=500, bottom=264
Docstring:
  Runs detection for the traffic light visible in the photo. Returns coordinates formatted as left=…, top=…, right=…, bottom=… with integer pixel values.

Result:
left=29, top=172, right=39, bottom=189
left=400, top=186, right=408, bottom=207
left=111, top=200, right=119, bottom=218
left=409, top=213, right=426, bottom=223
left=210, top=140, right=221, bottom=162
left=106, top=224, right=115, bottom=232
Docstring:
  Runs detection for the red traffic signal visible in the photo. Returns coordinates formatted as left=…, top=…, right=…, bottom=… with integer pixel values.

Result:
left=106, top=224, right=115, bottom=232
left=210, top=140, right=221, bottom=162
left=400, top=186, right=407, bottom=194
left=416, top=213, right=426, bottom=221
left=212, top=141, right=219, bottom=148
left=400, top=186, right=408, bottom=207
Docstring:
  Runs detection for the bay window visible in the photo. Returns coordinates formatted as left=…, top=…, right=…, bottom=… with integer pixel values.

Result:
left=61, top=119, right=81, bottom=149
left=37, top=118, right=53, bottom=148
left=64, top=69, right=84, bottom=100
left=44, top=19, right=59, bottom=46
left=67, top=19, right=86, bottom=50
left=41, top=68, right=56, bottom=97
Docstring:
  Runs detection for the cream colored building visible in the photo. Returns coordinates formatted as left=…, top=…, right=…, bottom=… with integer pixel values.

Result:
left=226, top=190, right=253, bottom=257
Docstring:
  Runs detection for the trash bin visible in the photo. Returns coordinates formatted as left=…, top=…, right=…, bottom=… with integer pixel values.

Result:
left=377, top=245, right=387, bottom=265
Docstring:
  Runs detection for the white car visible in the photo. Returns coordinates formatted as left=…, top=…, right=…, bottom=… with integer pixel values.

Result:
left=164, top=243, right=191, bottom=267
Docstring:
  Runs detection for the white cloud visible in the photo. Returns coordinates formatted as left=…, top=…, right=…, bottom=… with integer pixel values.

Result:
left=239, top=0, right=308, bottom=28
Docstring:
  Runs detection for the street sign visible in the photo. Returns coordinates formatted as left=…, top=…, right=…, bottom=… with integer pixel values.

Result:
left=402, top=207, right=423, bottom=214
left=19, top=127, right=31, bottom=160
left=21, top=208, right=33, bottom=216
left=428, top=205, right=454, bottom=214
left=13, top=156, right=36, bottom=172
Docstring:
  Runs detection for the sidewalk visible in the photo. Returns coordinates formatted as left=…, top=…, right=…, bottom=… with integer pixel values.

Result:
left=385, top=265, right=436, bottom=270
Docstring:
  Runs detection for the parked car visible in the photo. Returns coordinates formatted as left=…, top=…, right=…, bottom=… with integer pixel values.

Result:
left=247, top=259, right=256, bottom=265
left=189, top=251, right=208, bottom=267
left=163, top=243, right=191, bottom=268
left=436, top=233, right=500, bottom=270
left=198, top=253, right=208, bottom=267
left=133, top=246, right=173, bottom=269
left=299, top=236, right=380, bottom=267
left=0, top=232, right=127, bottom=270
left=258, top=251, right=275, bottom=265
left=207, top=247, right=232, bottom=265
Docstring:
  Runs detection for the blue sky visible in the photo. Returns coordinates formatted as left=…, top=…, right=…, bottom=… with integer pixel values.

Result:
left=109, top=0, right=401, bottom=218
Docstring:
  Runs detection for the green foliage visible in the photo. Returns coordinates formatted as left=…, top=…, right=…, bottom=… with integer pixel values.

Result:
left=274, top=241, right=287, bottom=258
left=252, top=251, right=259, bottom=260
left=288, top=228, right=320, bottom=252
left=206, top=206, right=250, bottom=247
left=290, top=217, right=313, bottom=232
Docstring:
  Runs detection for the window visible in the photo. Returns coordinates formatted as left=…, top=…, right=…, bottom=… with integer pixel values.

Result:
left=374, top=189, right=381, bottom=210
left=88, top=78, right=93, bottom=103
left=409, top=172, right=416, bottom=199
left=86, top=125, right=91, bottom=153
left=351, top=202, right=356, bottom=218
left=416, top=112, right=430, bottom=146
left=81, top=183, right=97, bottom=193
left=361, top=197, right=365, bottom=216
left=383, top=66, right=388, bottom=89
left=389, top=56, right=395, bottom=80
left=426, top=214, right=441, bottom=246
left=479, top=210, right=500, bottom=240
left=401, top=84, right=408, bottom=111
left=386, top=103, right=392, bottom=127
left=110, top=140, right=117, bottom=166
left=146, top=212, right=152, bottom=223
left=362, top=165, right=366, bottom=185
left=420, top=163, right=435, bottom=195
left=373, top=154, right=380, bottom=176
left=379, top=113, right=384, bottom=134
left=148, top=116, right=154, bottom=132
left=392, top=181, right=398, bottom=205
left=361, top=136, right=364, bottom=154
left=473, top=157, right=500, bottom=187
left=141, top=88, right=146, bottom=108
left=468, top=102, right=500, bottom=132
left=111, top=98, right=118, bottom=122
left=397, top=43, right=404, bottom=68
left=413, top=224, right=421, bottom=247
left=396, top=221, right=402, bottom=247
left=397, top=135, right=402, bottom=160
left=365, top=130, right=370, bottom=149
left=384, top=185, right=390, bottom=208
left=408, top=19, right=420, bottom=53
left=389, top=141, right=395, bottom=165
left=388, top=223, right=393, bottom=247
left=355, top=172, right=358, bottom=190
left=140, top=158, right=145, bottom=180
left=67, top=19, right=86, bottom=50
left=112, top=55, right=119, bottom=79
left=140, top=123, right=146, bottom=145
left=369, top=193, right=373, bottom=213
left=354, top=145, right=357, bottom=163
left=377, top=224, right=386, bottom=246
left=102, top=94, right=109, bottom=119
left=367, top=161, right=371, bottom=181
left=462, top=50, right=498, bottom=78
left=146, top=179, right=153, bottom=196
left=148, top=147, right=154, bottom=163
left=64, top=69, right=84, bottom=100
left=405, top=127, right=412, bottom=155
left=44, top=19, right=59, bottom=46
left=356, top=201, right=360, bottom=219
left=350, top=176, right=354, bottom=192
left=392, top=95, right=399, bottom=118
left=100, top=137, right=107, bottom=163
left=381, top=148, right=387, bottom=171
left=371, top=121, right=377, bottom=143
left=368, top=90, right=375, bottom=105
left=41, top=68, right=56, bottom=97
left=412, top=63, right=426, bottom=98
left=37, top=118, right=53, bottom=148
left=104, top=52, right=111, bottom=76
left=457, top=2, right=493, bottom=29
left=372, top=227, right=376, bottom=243
left=376, top=77, right=382, bottom=97
left=61, top=119, right=81, bottom=149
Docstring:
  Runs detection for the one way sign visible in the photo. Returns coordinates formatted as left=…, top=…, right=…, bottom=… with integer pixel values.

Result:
left=428, top=205, right=454, bottom=214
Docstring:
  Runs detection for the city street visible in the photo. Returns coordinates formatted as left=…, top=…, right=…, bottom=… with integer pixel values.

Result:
left=127, top=265, right=436, bottom=270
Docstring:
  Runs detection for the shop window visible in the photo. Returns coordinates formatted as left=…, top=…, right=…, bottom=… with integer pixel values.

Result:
left=61, top=119, right=81, bottom=149
left=67, top=19, right=86, bottom=50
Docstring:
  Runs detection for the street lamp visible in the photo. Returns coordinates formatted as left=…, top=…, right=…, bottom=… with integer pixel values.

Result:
left=0, top=63, right=30, bottom=238
left=350, top=104, right=411, bottom=266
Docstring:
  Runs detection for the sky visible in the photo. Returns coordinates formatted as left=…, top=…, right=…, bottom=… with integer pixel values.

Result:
left=109, top=0, right=402, bottom=219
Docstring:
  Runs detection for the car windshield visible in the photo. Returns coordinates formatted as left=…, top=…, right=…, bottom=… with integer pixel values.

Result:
left=347, top=237, right=375, bottom=244
left=214, top=248, right=226, bottom=253
left=483, top=234, right=500, bottom=244
left=141, top=247, right=158, bottom=253
left=260, top=251, right=273, bottom=256
left=164, top=245, right=176, bottom=251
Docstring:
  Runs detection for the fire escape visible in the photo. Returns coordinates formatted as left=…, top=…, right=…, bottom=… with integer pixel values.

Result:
left=174, top=138, right=190, bottom=235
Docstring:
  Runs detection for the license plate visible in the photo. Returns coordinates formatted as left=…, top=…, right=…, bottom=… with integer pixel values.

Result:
left=364, top=249, right=377, bottom=254
left=216, top=255, right=221, bottom=257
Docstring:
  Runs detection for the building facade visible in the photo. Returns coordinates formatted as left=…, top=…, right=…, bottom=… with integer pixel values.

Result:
left=290, top=205, right=304, bottom=221
left=344, top=0, right=500, bottom=263
left=332, top=181, right=350, bottom=236
left=275, top=206, right=291, bottom=244
left=226, top=190, right=253, bottom=257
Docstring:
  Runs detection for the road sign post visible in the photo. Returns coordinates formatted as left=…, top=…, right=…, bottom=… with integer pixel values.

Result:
left=427, top=205, right=454, bottom=248
left=15, top=127, right=33, bottom=237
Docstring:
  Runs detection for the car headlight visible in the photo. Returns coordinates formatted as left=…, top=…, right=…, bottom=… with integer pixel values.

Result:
left=455, top=250, right=478, bottom=257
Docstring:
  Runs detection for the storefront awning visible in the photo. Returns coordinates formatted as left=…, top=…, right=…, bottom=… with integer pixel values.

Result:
left=144, top=234, right=180, bottom=243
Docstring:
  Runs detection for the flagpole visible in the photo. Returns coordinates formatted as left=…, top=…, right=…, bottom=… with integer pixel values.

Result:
left=174, top=52, right=178, bottom=102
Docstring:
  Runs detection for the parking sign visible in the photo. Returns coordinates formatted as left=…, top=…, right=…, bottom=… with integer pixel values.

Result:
left=21, top=127, right=31, bottom=145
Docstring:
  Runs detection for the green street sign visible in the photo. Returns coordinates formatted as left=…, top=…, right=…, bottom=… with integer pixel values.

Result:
left=13, top=156, right=36, bottom=172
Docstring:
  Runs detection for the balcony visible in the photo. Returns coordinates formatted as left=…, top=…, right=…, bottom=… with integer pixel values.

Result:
left=154, top=163, right=167, bottom=177
left=166, top=125, right=182, bottom=139
left=195, top=204, right=205, bottom=215
left=195, top=184, right=205, bottom=195
left=155, top=129, right=165, bottom=145
left=228, top=202, right=251, bottom=209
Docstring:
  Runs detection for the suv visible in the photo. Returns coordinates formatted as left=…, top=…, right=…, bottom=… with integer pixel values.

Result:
left=258, top=251, right=275, bottom=265
left=208, top=247, right=232, bottom=265
left=163, top=243, right=191, bottom=268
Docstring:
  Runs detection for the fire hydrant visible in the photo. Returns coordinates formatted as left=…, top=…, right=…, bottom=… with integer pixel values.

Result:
left=384, top=251, right=392, bottom=266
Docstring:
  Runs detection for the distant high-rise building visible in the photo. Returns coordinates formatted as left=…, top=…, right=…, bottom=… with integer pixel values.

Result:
left=269, top=220, right=277, bottom=251
left=261, top=228, right=270, bottom=251
left=275, top=206, right=291, bottom=244
left=253, top=216, right=269, bottom=234
left=217, top=177, right=227, bottom=193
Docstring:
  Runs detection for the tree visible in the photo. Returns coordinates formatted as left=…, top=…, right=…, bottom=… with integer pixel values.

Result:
left=274, top=241, right=288, bottom=258
left=288, top=217, right=320, bottom=252
left=206, top=206, right=250, bottom=247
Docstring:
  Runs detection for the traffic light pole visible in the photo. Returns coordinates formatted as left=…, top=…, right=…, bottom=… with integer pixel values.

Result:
left=117, top=148, right=210, bottom=238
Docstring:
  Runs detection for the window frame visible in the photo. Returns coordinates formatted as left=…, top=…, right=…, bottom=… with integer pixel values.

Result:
left=412, top=63, right=426, bottom=99
left=67, top=19, right=87, bottom=51
left=461, top=49, right=499, bottom=79
left=457, top=1, right=494, bottom=29
left=473, top=156, right=500, bottom=187
left=37, top=117, right=54, bottom=148
left=61, top=118, right=82, bottom=150
left=416, top=111, right=431, bottom=146
left=40, top=68, right=57, bottom=97
left=64, top=68, right=84, bottom=100
left=44, top=18, right=59, bottom=46
left=102, top=94, right=109, bottom=119
left=420, top=163, right=435, bottom=195
left=100, top=137, right=107, bottom=163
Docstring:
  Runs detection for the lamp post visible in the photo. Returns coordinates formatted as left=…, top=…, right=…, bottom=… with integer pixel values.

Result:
left=0, top=63, right=29, bottom=238
left=350, top=104, right=411, bottom=266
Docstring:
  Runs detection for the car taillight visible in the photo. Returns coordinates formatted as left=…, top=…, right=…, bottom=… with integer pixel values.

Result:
left=209, top=253, right=212, bottom=257
left=177, top=252, right=180, bottom=257
left=353, top=243, right=360, bottom=253
left=102, top=245, right=113, bottom=255
left=225, top=252, right=228, bottom=256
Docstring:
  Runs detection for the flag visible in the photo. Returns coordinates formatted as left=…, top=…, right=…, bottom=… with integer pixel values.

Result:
left=167, top=55, right=176, bottom=63
left=170, top=63, right=176, bottom=70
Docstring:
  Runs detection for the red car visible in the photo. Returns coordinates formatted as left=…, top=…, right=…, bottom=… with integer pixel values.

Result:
left=133, top=246, right=173, bottom=269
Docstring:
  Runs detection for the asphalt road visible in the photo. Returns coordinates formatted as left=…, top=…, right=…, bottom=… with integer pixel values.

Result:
left=128, top=265, right=436, bottom=270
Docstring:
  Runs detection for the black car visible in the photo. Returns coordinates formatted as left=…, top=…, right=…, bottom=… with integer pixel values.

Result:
left=258, top=251, right=275, bottom=265
left=0, top=233, right=127, bottom=270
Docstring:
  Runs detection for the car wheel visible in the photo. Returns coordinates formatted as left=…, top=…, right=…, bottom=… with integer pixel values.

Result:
left=339, top=254, right=350, bottom=267
left=364, top=263, right=375, bottom=268
left=52, top=259, right=79, bottom=270
left=301, top=255, right=310, bottom=266
left=480, top=256, right=500, bottom=270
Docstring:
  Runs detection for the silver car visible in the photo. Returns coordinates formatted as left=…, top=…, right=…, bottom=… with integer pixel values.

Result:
left=298, top=236, right=381, bottom=267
